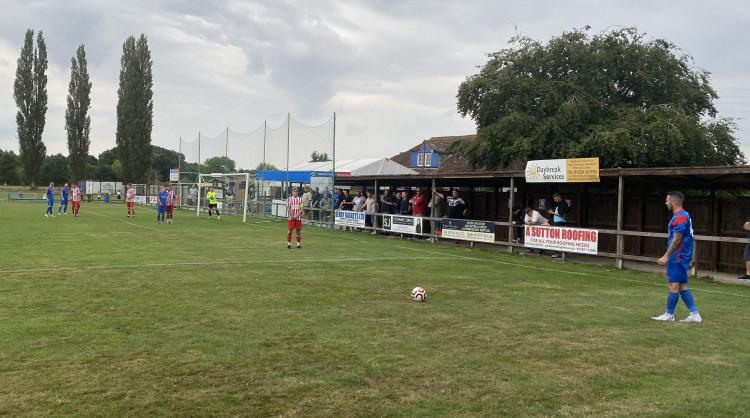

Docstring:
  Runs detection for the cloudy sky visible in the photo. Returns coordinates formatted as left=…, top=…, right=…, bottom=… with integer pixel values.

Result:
left=1, top=0, right=749, bottom=168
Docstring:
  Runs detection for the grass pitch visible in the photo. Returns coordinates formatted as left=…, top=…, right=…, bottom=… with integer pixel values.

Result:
left=1, top=201, right=749, bottom=416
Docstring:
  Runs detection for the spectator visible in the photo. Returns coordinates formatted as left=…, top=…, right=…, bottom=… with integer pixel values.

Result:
left=393, top=192, right=402, bottom=216
left=352, top=190, right=365, bottom=212
left=409, top=187, right=426, bottom=216
left=310, top=187, right=322, bottom=222
left=429, top=188, right=445, bottom=236
left=380, top=189, right=395, bottom=236
left=338, top=189, right=354, bottom=230
left=399, top=191, right=411, bottom=215
left=547, top=192, right=570, bottom=258
left=334, top=188, right=341, bottom=207
left=363, top=191, right=377, bottom=234
left=302, top=187, right=312, bottom=221
left=740, top=216, right=750, bottom=280
left=320, top=191, right=333, bottom=223
left=445, top=189, right=470, bottom=244
left=189, top=184, right=198, bottom=205
left=524, top=206, right=549, bottom=254
left=511, top=205, right=525, bottom=243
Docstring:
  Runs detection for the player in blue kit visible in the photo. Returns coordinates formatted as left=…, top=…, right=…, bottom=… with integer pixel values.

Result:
left=652, top=191, right=702, bottom=323
left=44, top=182, right=55, bottom=217
left=156, top=186, right=168, bottom=224
left=58, top=183, right=69, bottom=215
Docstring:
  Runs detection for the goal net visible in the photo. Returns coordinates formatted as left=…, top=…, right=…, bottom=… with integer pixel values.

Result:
left=197, top=173, right=250, bottom=222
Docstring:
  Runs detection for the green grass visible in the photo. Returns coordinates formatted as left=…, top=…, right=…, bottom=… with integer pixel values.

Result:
left=1, top=201, right=749, bottom=416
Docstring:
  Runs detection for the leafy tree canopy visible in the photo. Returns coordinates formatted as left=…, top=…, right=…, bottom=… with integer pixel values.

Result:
left=456, top=26, right=745, bottom=169
left=41, top=153, right=71, bottom=185
left=202, top=156, right=236, bottom=174
left=310, top=151, right=330, bottom=162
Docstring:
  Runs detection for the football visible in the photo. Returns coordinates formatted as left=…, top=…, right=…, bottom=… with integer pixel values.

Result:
left=411, top=287, right=426, bottom=302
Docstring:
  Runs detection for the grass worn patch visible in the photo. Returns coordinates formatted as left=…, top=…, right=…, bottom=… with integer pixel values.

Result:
left=0, top=201, right=749, bottom=416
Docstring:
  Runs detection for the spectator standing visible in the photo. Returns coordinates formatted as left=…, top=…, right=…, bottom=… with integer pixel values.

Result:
left=352, top=190, right=365, bottom=212
left=302, top=187, right=312, bottom=221
left=740, top=216, right=750, bottom=280
left=188, top=185, right=198, bottom=205
left=310, top=187, right=322, bottom=222
left=379, top=189, right=395, bottom=236
left=547, top=192, right=570, bottom=258
left=446, top=190, right=469, bottom=244
left=653, top=191, right=701, bottom=323
left=320, top=191, right=333, bottom=223
left=429, top=188, right=444, bottom=235
left=399, top=191, right=411, bottom=215
left=363, top=191, right=377, bottom=234
left=409, top=187, right=426, bottom=216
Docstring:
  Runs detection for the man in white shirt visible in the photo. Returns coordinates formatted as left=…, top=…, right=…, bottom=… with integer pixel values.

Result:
left=524, top=206, right=549, bottom=254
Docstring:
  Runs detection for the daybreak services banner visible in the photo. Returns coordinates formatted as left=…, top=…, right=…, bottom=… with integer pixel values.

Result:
left=525, top=158, right=599, bottom=183
left=440, top=219, right=495, bottom=243
left=335, top=210, right=366, bottom=228
left=381, top=214, right=424, bottom=235
left=524, top=225, right=599, bottom=255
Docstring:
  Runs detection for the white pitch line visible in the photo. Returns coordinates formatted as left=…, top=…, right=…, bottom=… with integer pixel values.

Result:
left=88, top=211, right=161, bottom=231
left=0, top=256, right=439, bottom=275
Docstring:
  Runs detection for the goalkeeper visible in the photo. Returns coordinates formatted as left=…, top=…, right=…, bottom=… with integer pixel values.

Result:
left=207, top=187, right=220, bottom=219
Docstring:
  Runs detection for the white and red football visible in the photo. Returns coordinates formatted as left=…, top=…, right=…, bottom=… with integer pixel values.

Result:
left=411, top=287, right=426, bottom=302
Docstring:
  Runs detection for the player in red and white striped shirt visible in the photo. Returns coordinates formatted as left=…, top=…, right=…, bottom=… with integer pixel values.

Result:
left=287, top=187, right=303, bottom=249
left=126, top=184, right=136, bottom=217
left=71, top=184, right=81, bottom=217
left=165, top=185, right=176, bottom=224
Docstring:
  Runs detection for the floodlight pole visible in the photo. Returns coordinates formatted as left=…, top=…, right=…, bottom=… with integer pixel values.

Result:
left=286, top=113, right=290, bottom=195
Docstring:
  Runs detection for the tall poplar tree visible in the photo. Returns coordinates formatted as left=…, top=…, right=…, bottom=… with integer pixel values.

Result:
left=13, top=29, right=48, bottom=189
left=66, top=44, right=92, bottom=184
left=116, top=34, right=153, bottom=183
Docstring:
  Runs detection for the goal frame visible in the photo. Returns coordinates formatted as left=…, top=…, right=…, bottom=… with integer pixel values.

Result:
left=196, top=172, right=250, bottom=222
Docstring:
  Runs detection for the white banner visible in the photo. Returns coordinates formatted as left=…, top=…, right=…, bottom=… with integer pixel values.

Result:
left=335, top=210, right=366, bottom=228
left=381, top=215, right=424, bottom=235
left=169, top=168, right=180, bottom=182
left=133, top=196, right=147, bottom=204
left=524, top=225, right=599, bottom=255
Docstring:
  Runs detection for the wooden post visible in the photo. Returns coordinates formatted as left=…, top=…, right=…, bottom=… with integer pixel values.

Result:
left=616, top=176, right=625, bottom=269
left=508, top=177, right=515, bottom=252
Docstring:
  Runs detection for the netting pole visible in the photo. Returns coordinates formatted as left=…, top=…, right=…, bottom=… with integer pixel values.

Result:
left=197, top=173, right=202, bottom=216
left=198, top=132, right=202, bottom=178
left=225, top=126, right=229, bottom=172
left=286, top=113, right=291, bottom=195
left=243, top=172, right=249, bottom=223
left=331, top=112, right=336, bottom=228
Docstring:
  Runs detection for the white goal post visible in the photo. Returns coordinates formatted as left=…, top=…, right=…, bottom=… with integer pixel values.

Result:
left=196, top=172, right=250, bottom=222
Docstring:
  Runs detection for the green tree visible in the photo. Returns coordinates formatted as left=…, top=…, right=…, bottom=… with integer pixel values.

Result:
left=152, top=145, right=184, bottom=181
left=92, top=148, right=118, bottom=180
left=456, top=27, right=745, bottom=169
left=310, top=151, right=330, bottom=162
left=0, top=149, right=20, bottom=185
left=41, top=154, right=71, bottom=185
left=255, top=162, right=278, bottom=171
left=66, top=44, right=92, bottom=184
left=13, top=29, right=48, bottom=189
left=202, top=156, right=236, bottom=173
left=116, top=34, right=153, bottom=183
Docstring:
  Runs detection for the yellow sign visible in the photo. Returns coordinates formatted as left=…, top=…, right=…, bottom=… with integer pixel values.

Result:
left=525, top=158, right=599, bottom=183
left=566, top=158, right=599, bottom=182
